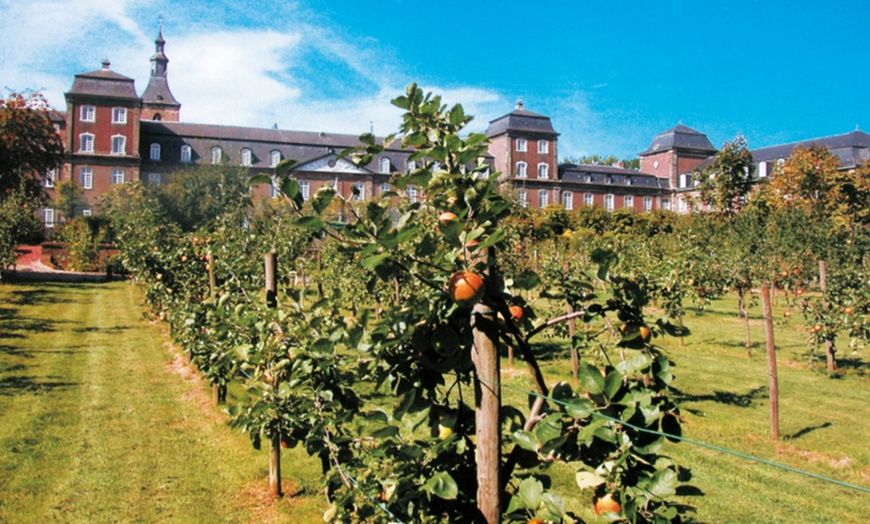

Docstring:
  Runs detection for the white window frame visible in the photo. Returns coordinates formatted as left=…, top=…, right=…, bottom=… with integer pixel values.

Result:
left=111, top=169, right=125, bottom=185
left=407, top=186, right=418, bottom=203
left=300, top=180, right=310, bottom=201
left=270, top=150, right=281, bottom=168
left=43, top=208, right=56, bottom=228
left=538, top=163, right=549, bottom=179
left=80, top=105, right=95, bottom=122
left=517, top=190, right=528, bottom=207
left=537, top=140, right=549, bottom=154
left=148, top=172, right=161, bottom=185
left=407, top=160, right=416, bottom=172
left=516, top=161, right=527, bottom=178
left=82, top=209, right=92, bottom=217
left=643, top=197, right=653, bottom=212
left=516, top=138, right=527, bottom=152
left=241, top=148, right=252, bottom=166
left=380, top=157, right=391, bottom=174
left=539, top=190, right=549, bottom=208
left=624, top=195, right=634, bottom=208
left=353, top=183, right=365, bottom=201
left=380, top=183, right=390, bottom=195
left=111, top=135, right=126, bottom=155
left=43, top=169, right=56, bottom=188
left=584, top=193, right=594, bottom=206
left=112, top=107, right=127, bottom=124
left=662, top=198, right=671, bottom=211
left=79, top=133, right=94, bottom=153
left=757, top=161, right=768, bottom=178
left=211, top=146, right=222, bottom=164
left=605, top=194, right=614, bottom=211
left=563, top=191, right=573, bottom=211
left=178, top=145, right=190, bottom=163
left=150, top=143, right=161, bottom=161
left=80, top=167, right=93, bottom=190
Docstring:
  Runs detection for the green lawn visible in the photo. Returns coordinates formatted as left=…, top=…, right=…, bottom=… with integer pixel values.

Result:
left=1, top=282, right=867, bottom=523
left=0, top=281, right=324, bottom=523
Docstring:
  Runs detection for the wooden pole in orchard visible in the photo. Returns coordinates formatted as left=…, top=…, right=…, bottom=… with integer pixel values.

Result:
left=819, top=260, right=836, bottom=371
left=207, top=253, right=216, bottom=300
left=760, top=284, right=779, bottom=439
left=265, top=251, right=282, bottom=497
left=563, top=261, right=579, bottom=382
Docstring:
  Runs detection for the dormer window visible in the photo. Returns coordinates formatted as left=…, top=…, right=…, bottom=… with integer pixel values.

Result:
left=241, top=148, right=252, bottom=166
left=407, top=160, right=416, bottom=172
left=538, top=140, right=549, bottom=154
left=181, top=145, right=192, bottom=163
left=80, top=106, right=95, bottom=122
left=516, top=138, right=527, bottom=152
left=380, top=157, right=391, bottom=174
left=757, top=161, right=768, bottom=178
left=211, top=146, right=222, bottom=164
left=270, top=150, right=281, bottom=168
left=112, top=107, right=127, bottom=124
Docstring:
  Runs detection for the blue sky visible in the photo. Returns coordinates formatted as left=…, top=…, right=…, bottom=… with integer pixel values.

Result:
left=2, top=0, right=868, bottom=160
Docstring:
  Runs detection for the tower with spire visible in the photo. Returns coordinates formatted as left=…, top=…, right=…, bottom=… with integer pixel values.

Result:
left=141, top=21, right=181, bottom=122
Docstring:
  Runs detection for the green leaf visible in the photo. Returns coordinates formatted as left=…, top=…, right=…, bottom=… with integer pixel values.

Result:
left=279, top=178, right=300, bottom=199
left=293, top=216, right=323, bottom=230
left=514, top=269, right=542, bottom=290
left=275, top=158, right=298, bottom=177
left=564, top=397, right=594, bottom=419
left=642, top=468, right=678, bottom=499
left=248, top=174, right=272, bottom=186
left=577, top=362, right=605, bottom=395
left=576, top=470, right=605, bottom=490
left=518, top=476, right=543, bottom=509
left=361, top=252, right=391, bottom=270
left=421, top=471, right=458, bottom=500
left=509, top=430, right=538, bottom=452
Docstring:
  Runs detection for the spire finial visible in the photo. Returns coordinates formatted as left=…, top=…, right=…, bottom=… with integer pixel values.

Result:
left=101, top=57, right=111, bottom=70
left=515, top=99, right=524, bottom=111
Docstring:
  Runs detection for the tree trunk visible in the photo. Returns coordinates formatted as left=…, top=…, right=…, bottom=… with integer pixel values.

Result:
left=739, top=290, right=751, bottom=357
left=761, top=284, right=779, bottom=440
left=819, top=260, right=837, bottom=370
left=472, top=303, right=501, bottom=524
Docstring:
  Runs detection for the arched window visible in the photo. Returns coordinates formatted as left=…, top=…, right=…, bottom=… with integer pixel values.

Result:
left=181, top=145, right=192, bottom=163
left=380, top=157, right=391, bottom=173
left=211, top=146, right=222, bottom=164
left=270, top=150, right=281, bottom=168
left=111, top=135, right=126, bottom=155
left=516, top=161, right=527, bottom=178
left=241, top=148, right=252, bottom=166
left=538, top=163, right=549, bottom=179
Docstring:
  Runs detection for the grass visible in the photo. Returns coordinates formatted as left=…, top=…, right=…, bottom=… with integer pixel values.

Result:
left=0, top=281, right=324, bottom=523
left=1, top=281, right=867, bottom=523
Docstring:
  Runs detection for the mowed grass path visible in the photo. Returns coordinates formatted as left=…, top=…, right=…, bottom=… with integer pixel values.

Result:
left=0, top=281, right=324, bottom=523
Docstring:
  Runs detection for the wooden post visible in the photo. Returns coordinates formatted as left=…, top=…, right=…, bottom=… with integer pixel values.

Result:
left=564, top=262, right=579, bottom=382
left=265, top=251, right=282, bottom=497
left=207, top=253, right=216, bottom=300
left=761, top=284, right=779, bottom=440
left=472, top=302, right=501, bottom=524
left=819, top=260, right=836, bottom=371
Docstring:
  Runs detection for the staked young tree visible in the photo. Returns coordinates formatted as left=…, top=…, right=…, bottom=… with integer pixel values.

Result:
left=695, top=135, right=754, bottom=215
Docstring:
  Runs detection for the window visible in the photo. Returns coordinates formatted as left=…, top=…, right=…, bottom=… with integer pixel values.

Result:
left=148, top=172, right=161, bottom=185
left=679, top=173, right=691, bottom=188
left=604, top=194, right=614, bottom=211
left=300, top=180, right=310, bottom=201
left=517, top=190, right=528, bottom=207
left=643, top=197, right=653, bottom=212
left=352, top=183, right=366, bottom=201
left=211, top=146, right=222, bottom=164
left=269, top=182, right=277, bottom=199
left=538, top=140, right=549, bottom=154
left=662, top=198, right=671, bottom=211
left=150, top=143, right=161, bottom=161
left=79, top=167, right=93, bottom=190
left=111, top=135, right=126, bottom=155
left=407, top=160, right=416, bottom=172
left=679, top=198, right=688, bottom=214
left=111, top=169, right=125, bottom=185
left=380, top=183, right=391, bottom=195
left=538, top=163, right=549, bottom=179
left=80, top=106, right=95, bottom=122
left=757, top=161, right=768, bottom=178
left=407, top=186, right=418, bottom=203
left=270, top=150, right=281, bottom=168
left=516, top=138, right=527, bottom=152
left=380, top=157, right=391, bottom=174
left=80, top=133, right=94, bottom=153
left=624, top=195, right=633, bottom=208
left=241, top=148, right=252, bottom=166
left=516, top=161, right=527, bottom=178
left=181, top=145, right=192, bottom=163
left=82, top=209, right=92, bottom=217
left=584, top=193, right=594, bottom=206
left=112, top=107, right=127, bottom=124
left=539, top=190, right=549, bottom=208
left=43, top=169, right=56, bottom=188
left=562, top=191, right=573, bottom=211
left=43, top=208, right=56, bottom=228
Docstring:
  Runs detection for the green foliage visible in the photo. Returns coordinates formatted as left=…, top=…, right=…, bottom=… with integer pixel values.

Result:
left=54, top=179, right=88, bottom=222
left=154, top=164, right=253, bottom=232
left=695, top=135, right=753, bottom=215
left=0, top=189, right=42, bottom=272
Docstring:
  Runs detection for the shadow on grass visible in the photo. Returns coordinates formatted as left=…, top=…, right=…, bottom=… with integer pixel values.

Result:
left=671, top=385, right=767, bottom=407
left=71, top=325, right=136, bottom=334
left=784, top=422, right=832, bottom=440
left=0, top=375, right=79, bottom=396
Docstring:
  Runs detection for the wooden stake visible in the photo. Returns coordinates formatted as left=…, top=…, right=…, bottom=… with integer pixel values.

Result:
left=819, top=260, right=836, bottom=370
left=207, top=253, right=216, bottom=300
left=472, top=302, right=500, bottom=524
left=760, top=284, right=779, bottom=439
left=265, top=251, right=282, bottom=497
left=563, top=262, right=579, bottom=382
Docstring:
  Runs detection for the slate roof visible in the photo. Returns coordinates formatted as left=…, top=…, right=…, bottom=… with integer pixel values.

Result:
left=486, top=104, right=558, bottom=138
left=66, top=61, right=140, bottom=101
left=142, top=77, right=180, bottom=108
left=751, top=130, right=870, bottom=169
left=560, top=164, right=670, bottom=190
left=639, top=124, right=716, bottom=156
